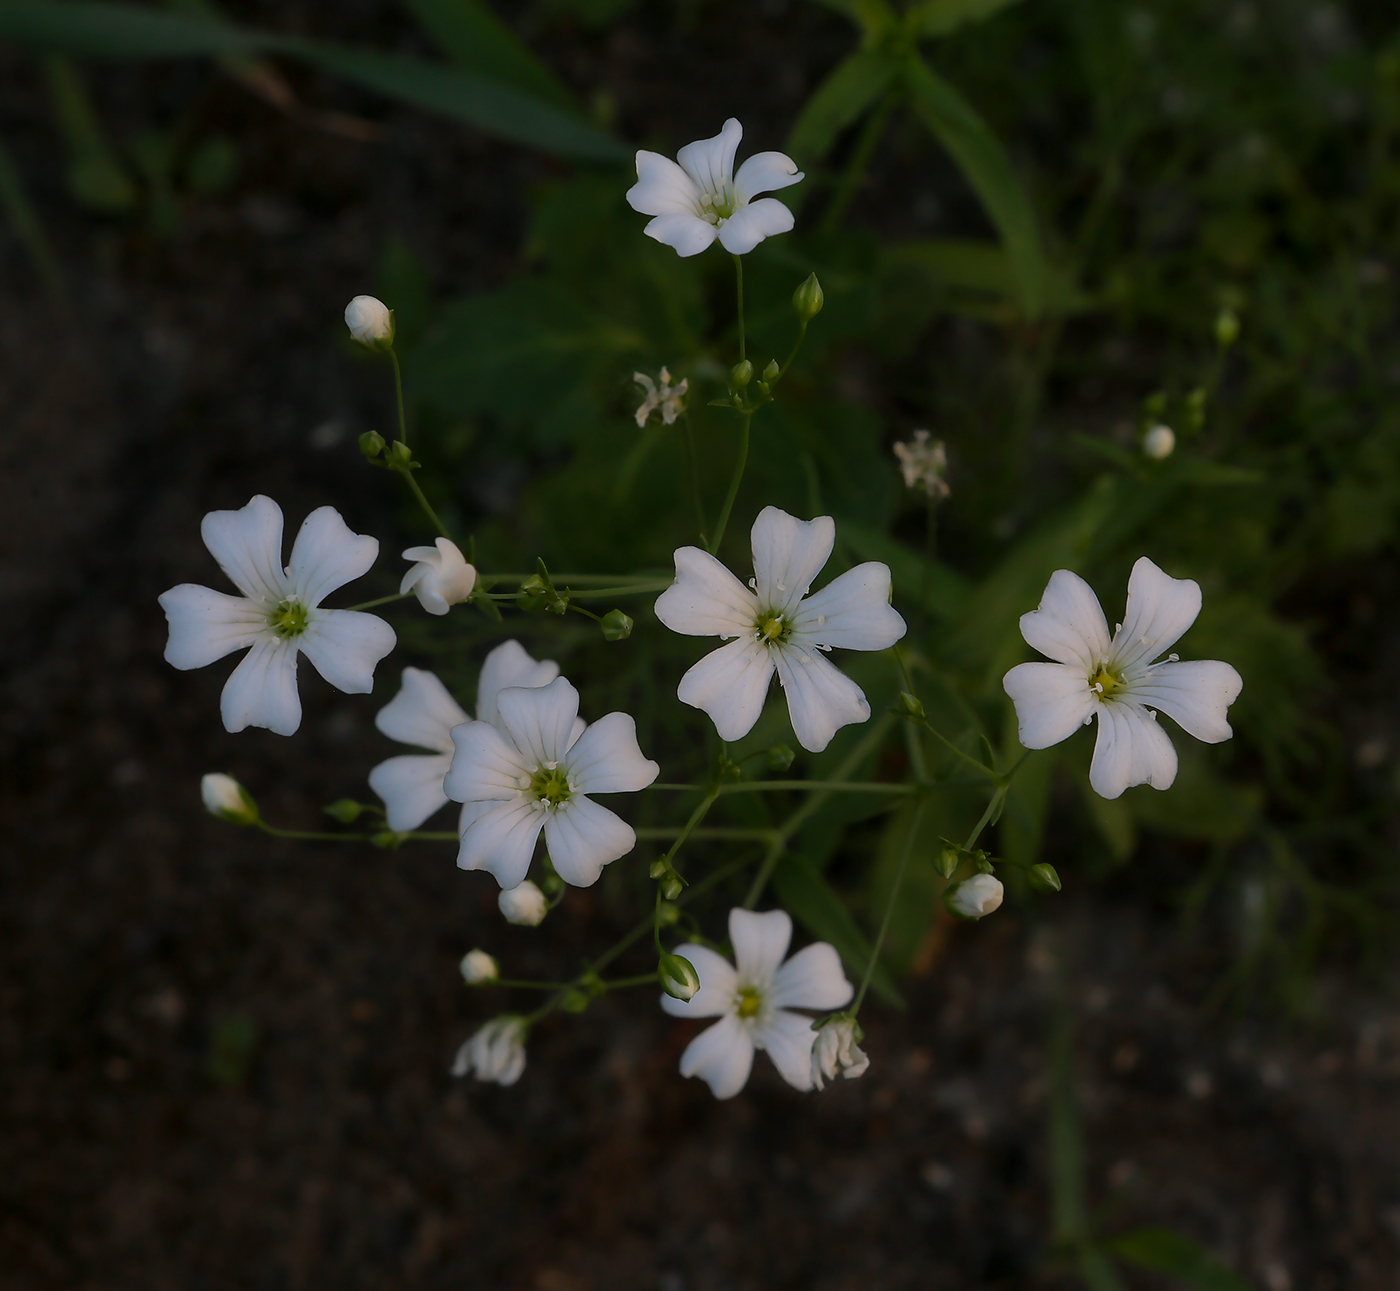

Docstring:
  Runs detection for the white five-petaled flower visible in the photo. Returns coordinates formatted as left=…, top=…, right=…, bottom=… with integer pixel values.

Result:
left=401, top=537, right=476, bottom=615
left=443, top=676, right=659, bottom=890
left=634, top=367, right=689, bottom=428
left=654, top=506, right=907, bottom=753
left=451, top=1017, right=526, bottom=1085
left=369, top=641, right=560, bottom=832
left=626, top=118, right=804, bottom=258
left=810, top=1016, right=870, bottom=1090
left=1003, top=557, right=1244, bottom=800
left=661, top=908, right=853, bottom=1099
left=893, top=430, right=950, bottom=500
left=159, top=495, right=396, bottom=737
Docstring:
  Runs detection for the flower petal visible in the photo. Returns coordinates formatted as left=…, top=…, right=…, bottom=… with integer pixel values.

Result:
left=751, top=506, right=834, bottom=615
left=678, top=1014, right=754, bottom=1100
left=675, top=637, right=775, bottom=742
left=368, top=752, right=452, bottom=831
left=286, top=506, right=379, bottom=608
left=456, top=797, right=544, bottom=889
left=659, top=944, right=738, bottom=1019
left=717, top=197, right=795, bottom=255
left=1003, top=661, right=1096, bottom=749
left=1020, top=569, right=1111, bottom=670
left=564, top=712, right=659, bottom=795
left=543, top=796, right=635, bottom=887
left=642, top=212, right=719, bottom=257
left=769, top=941, right=853, bottom=1011
left=773, top=644, right=870, bottom=754
left=1110, top=557, right=1202, bottom=672
left=733, top=150, right=804, bottom=204
left=1089, top=703, right=1178, bottom=799
left=756, top=1008, right=819, bottom=1091
left=676, top=117, right=742, bottom=194
left=654, top=545, right=758, bottom=638
left=298, top=609, right=396, bottom=695
left=159, top=584, right=267, bottom=670
left=220, top=636, right=301, bottom=736
left=200, top=494, right=286, bottom=603
left=375, top=667, right=468, bottom=753
left=792, top=562, right=906, bottom=651
left=1128, top=659, right=1243, bottom=743
left=495, top=676, right=580, bottom=769
left=730, top=908, right=792, bottom=986
left=476, top=640, right=559, bottom=730
left=626, top=150, right=702, bottom=216
left=444, top=720, right=531, bottom=802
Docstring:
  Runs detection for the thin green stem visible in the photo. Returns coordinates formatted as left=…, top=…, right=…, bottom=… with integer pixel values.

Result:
left=634, top=826, right=778, bottom=842
left=648, top=778, right=917, bottom=797
left=345, top=592, right=411, bottom=611
left=853, top=798, right=927, bottom=1013
left=397, top=466, right=451, bottom=540
left=733, top=253, right=746, bottom=361
left=255, top=823, right=361, bottom=843
left=681, top=410, right=709, bottom=545
left=557, top=580, right=673, bottom=599
left=707, top=412, right=751, bottom=555
left=389, top=345, right=407, bottom=445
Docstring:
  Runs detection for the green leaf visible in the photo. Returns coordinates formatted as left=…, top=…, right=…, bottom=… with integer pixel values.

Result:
left=1109, top=1228, right=1256, bottom=1291
left=42, top=55, right=138, bottom=213
left=903, top=53, right=1048, bottom=316
left=786, top=49, right=899, bottom=169
left=908, top=0, right=1023, bottom=39
left=0, top=1, right=264, bottom=56
left=807, top=0, right=898, bottom=38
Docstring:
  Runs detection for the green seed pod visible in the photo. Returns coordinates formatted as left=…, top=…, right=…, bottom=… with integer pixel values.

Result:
left=766, top=744, right=795, bottom=771
left=729, top=359, right=754, bottom=393
left=601, top=609, right=633, bottom=641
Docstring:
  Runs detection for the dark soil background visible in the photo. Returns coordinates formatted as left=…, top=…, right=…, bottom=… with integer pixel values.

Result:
left=3, top=4, right=1400, bottom=1289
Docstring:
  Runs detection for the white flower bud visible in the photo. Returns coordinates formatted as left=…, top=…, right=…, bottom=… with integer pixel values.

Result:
left=451, top=1016, right=526, bottom=1085
left=1142, top=424, right=1176, bottom=461
left=811, top=1017, right=869, bottom=1090
left=399, top=537, right=477, bottom=616
left=344, top=294, right=394, bottom=347
left=459, top=949, right=499, bottom=985
left=498, top=880, right=548, bottom=926
left=946, top=873, right=1004, bottom=920
left=200, top=773, right=257, bottom=825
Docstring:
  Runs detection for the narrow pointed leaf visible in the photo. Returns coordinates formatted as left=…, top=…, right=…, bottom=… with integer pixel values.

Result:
left=909, top=0, right=1023, bottom=39
left=786, top=48, right=898, bottom=168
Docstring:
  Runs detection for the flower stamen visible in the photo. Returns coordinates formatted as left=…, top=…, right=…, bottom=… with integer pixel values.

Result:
left=734, top=985, right=764, bottom=1019
left=1089, top=663, right=1125, bottom=699
left=268, top=597, right=309, bottom=639
left=529, top=766, right=573, bottom=807
left=755, top=612, right=791, bottom=646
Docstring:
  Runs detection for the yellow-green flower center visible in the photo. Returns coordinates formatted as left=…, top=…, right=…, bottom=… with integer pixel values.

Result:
left=756, top=612, right=792, bottom=646
left=700, top=186, right=737, bottom=223
left=269, top=598, right=309, bottom=638
left=1089, top=663, right=1125, bottom=698
left=734, top=985, right=764, bottom=1019
left=529, top=766, right=572, bottom=807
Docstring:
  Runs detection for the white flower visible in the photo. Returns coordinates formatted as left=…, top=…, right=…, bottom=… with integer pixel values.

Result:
left=200, top=773, right=256, bottom=824
left=654, top=506, right=907, bottom=753
left=159, top=495, right=396, bottom=737
left=400, top=537, right=476, bottom=615
left=1143, top=424, right=1176, bottom=460
left=1003, top=557, right=1244, bottom=800
left=498, top=880, right=548, bottom=926
left=893, top=430, right=950, bottom=500
left=344, top=294, right=393, bottom=346
left=810, top=1017, right=869, bottom=1090
left=459, top=949, right=499, bottom=984
left=451, top=1017, right=526, bottom=1085
left=443, top=676, right=659, bottom=889
left=368, top=641, right=560, bottom=832
left=947, top=873, right=1004, bottom=919
left=661, top=908, right=854, bottom=1099
left=626, top=118, right=804, bottom=258
left=634, top=367, right=689, bottom=427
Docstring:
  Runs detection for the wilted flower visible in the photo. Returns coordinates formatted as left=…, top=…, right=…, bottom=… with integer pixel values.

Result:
left=200, top=773, right=257, bottom=824
left=893, top=430, right=950, bottom=500
left=459, top=949, right=499, bottom=984
left=1003, top=557, right=1243, bottom=799
left=451, top=1017, right=526, bottom=1085
left=498, top=880, right=548, bottom=926
left=444, top=676, right=659, bottom=889
left=661, top=908, right=853, bottom=1099
left=400, top=537, right=476, bottom=615
left=810, top=1016, right=869, bottom=1090
left=1142, top=424, right=1176, bottom=460
left=654, top=506, right=907, bottom=752
left=634, top=367, right=689, bottom=427
left=946, top=873, right=1004, bottom=919
left=626, top=118, right=804, bottom=257
left=344, top=294, right=393, bottom=347
left=159, top=495, right=395, bottom=737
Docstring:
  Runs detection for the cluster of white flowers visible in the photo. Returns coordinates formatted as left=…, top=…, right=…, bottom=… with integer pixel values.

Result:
left=634, top=367, right=689, bottom=427
left=893, top=430, right=950, bottom=500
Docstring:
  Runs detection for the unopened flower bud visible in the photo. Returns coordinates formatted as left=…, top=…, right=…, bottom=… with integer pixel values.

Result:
left=1215, top=307, right=1240, bottom=348
left=344, top=294, right=394, bottom=348
left=1028, top=863, right=1062, bottom=892
left=324, top=798, right=363, bottom=824
left=898, top=690, right=926, bottom=722
left=792, top=272, right=824, bottom=321
left=559, top=989, right=590, bottom=1013
left=359, top=430, right=386, bottom=460
left=729, top=359, right=753, bottom=392
left=200, top=773, right=257, bottom=825
left=811, top=1016, right=869, bottom=1090
left=658, top=952, right=701, bottom=1002
left=946, top=873, right=1004, bottom=920
left=601, top=609, right=633, bottom=641
left=656, top=900, right=681, bottom=926
left=459, top=949, right=499, bottom=984
left=762, top=359, right=780, bottom=382
left=451, top=1016, right=526, bottom=1085
left=766, top=743, right=795, bottom=771
left=1142, top=424, right=1175, bottom=461
left=935, top=846, right=960, bottom=880
left=498, top=880, right=548, bottom=926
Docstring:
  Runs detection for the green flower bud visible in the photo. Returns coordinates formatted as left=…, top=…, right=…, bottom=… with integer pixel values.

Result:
left=792, top=272, right=824, bottom=321
left=559, top=989, right=590, bottom=1013
left=763, top=359, right=780, bottom=382
left=200, top=773, right=258, bottom=825
left=659, top=953, right=701, bottom=1002
left=656, top=900, right=681, bottom=926
left=359, top=430, right=386, bottom=461
left=661, top=874, right=683, bottom=901
left=766, top=744, right=795, bottom=771
left=387, top=440, right=414, bottom=467
left=935, top=846, right=960, bottom=880
left=729, top=359, right=754, bottom=393
left=601, top=609, right=633, bottom=641
left=1029, top=863, right=1062, bottom=892
left=898, top=691, right=926, bottom=722
left=324, top=798, right=364, bottom=824
left=1215, top=307, right=1240, bottom=348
